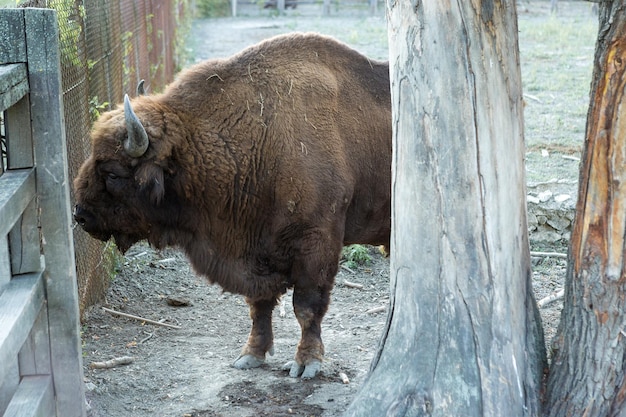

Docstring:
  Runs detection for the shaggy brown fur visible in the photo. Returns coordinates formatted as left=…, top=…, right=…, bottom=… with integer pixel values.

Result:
left=74, top=32, right=391, bottom=378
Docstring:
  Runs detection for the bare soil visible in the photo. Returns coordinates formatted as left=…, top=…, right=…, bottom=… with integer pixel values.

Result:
left=83, top=3, right=595, bottom=416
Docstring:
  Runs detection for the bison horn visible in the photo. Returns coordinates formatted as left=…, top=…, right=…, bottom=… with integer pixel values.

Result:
left=137, top=79, right=145, bottom=95
left=123, top=94, right=149, bottom=158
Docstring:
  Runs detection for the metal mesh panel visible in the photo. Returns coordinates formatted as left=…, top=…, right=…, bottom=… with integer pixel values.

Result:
left=26, top=0, right=190, bottom=314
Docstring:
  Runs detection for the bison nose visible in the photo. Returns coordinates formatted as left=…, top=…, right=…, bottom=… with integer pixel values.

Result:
left=73, top=204, right=92, bottom=228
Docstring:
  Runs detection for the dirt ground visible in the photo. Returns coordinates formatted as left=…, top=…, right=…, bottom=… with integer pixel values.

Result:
left=82, top=3, right=593, bottom=416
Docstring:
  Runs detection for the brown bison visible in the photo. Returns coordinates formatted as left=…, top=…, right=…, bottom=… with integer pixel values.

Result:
left=73, top=32, right=391, bottom=378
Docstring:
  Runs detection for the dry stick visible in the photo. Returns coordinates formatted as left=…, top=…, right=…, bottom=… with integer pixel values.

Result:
left=538, top=289, right=565, bottom=308
left=562, top=155, right=580, bottom=162
left=340, top=264, right=356, bottom=274
left=90, top=356, right=134, bottom=369
left=102, top=307, right=181, bottom=329
left=523, top=93, right=542, bottom=103
left=139, top=332, right=154, bottom=344
left=343, top=279, right=364, bottom=290
left=365, top=306, right=386, bottom=315
left=530, top=251, right=568, bottom=259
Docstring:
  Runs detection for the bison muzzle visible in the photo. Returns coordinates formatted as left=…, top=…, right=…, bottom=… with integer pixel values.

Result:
left=74, top=32, right=391, bottom=379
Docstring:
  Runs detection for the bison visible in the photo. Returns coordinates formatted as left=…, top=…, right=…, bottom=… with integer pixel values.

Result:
left=73, top=32, right=391, bottom=378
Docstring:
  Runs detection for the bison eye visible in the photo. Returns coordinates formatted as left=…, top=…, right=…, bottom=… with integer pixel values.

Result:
left=107, top=172, right=119, bottom=180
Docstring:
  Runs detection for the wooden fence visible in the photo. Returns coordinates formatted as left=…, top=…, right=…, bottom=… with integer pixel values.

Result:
left=0, top=8, right=85, bottom=417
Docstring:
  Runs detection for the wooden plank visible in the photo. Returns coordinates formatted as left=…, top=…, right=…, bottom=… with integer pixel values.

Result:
left=9, top=197, right=41, bottom=275
left=24, top=9, right=86, bottom=417
left=0, top=9, right=27, bottom=64
left=18, top=306, right=51, bottom=377
left=3, top=375, right=54, bottom=417
left=0, top=273, right=44, bottom=386
left=0, top=358, right=19, bottom=415
left=0, top=237, right=10, bottom=290
left=5, top=94, right=34, bottom=169
left=0, top=63, right=29, bottom=113
left=0, top=169, right=36, bottom=237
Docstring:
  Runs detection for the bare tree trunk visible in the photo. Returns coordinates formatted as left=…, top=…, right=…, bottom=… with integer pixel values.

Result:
left=343, top=1, right=545, bottom=416
left=546, top=3, right=626, bottom=416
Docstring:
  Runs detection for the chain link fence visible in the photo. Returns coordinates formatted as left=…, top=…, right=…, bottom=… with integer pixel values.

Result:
left=13, top=0, right=191, bottom=315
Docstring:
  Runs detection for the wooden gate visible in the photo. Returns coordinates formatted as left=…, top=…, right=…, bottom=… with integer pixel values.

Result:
left=0, top=8, right=85, bottom=417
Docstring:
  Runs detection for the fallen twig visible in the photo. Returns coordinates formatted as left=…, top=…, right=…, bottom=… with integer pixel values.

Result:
left=156, top=257, right=177, bottom=264
left=102, top=307, right=181, bottom=329
left=139, top=331, right=154, bottom=344
left=340, top=264, right=356, bottom=274
left=538, top=289, right=565, bottom=308
left=530, top=251, right=567, bottom=259
left=523, top=93, right=542, bottom=103
left=342, top=280, right=363, bottom=290
left=365, top=306, right=386, bottom=315
left=561, top=155, right=580, bottom=162
left=90, top=356, right=134, bottom=369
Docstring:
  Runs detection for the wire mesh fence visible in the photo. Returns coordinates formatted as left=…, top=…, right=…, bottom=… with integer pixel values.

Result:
left=10, top=0, right=190, bottom=314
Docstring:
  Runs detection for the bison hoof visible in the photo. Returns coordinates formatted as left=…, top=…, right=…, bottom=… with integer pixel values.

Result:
left=233, top=354, right=265, bottom=369
left=282, top=360, right=322, bottom=379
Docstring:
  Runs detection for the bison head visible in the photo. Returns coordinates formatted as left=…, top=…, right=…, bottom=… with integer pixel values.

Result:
left=73, top=94, right=179, bottom=253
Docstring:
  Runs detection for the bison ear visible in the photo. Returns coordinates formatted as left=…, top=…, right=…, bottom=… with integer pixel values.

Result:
left=136, top=163, right=165, bottom=205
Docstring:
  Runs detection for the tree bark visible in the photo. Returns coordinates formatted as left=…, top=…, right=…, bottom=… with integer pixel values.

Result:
left=344, top=1, right=545, bottom=416
left=545, top=3, right=626, bottom=416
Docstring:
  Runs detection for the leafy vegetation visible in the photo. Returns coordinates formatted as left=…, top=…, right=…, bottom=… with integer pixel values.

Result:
left=89, top=96, right=110, bottom=121
left=341, top=244, right=371, bottom=269
left=196, top=0, right=231, bottom=17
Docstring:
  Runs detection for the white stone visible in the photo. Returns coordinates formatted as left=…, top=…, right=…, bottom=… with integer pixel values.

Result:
left=538, top=190, right=553, bottom=202
left=527, top=195, right=540, bottom=204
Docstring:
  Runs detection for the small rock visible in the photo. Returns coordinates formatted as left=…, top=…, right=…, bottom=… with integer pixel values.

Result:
left=531, top=230, right=563, bottom=243
left=555, top=194, right=571, bottom=203
left=166, top=297, right=192, bottom=307
left=527, top=195, right=540, bottom=204
left=547, top=216, right=571, bottom=231
left=538, top=190, right=553, bottom=202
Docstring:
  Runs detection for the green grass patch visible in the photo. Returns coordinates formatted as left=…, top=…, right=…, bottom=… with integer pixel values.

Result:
left=518, top=8, right=597, bottom=150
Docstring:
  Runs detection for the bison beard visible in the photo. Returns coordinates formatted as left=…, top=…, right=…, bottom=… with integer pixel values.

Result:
left=73, top=32, right=391, bottom=379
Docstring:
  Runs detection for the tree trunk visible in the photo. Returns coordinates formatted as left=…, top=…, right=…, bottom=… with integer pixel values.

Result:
left=344, top=1, right=545, bottom=416
left=546, top=3, right=626, bottom=416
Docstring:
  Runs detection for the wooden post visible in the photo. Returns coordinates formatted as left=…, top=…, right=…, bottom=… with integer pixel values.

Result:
left=369, top=0, right=377, bottom=15
left=24, top=9, right=86, bottom=417
left=322, top=0, right=331, bottom=16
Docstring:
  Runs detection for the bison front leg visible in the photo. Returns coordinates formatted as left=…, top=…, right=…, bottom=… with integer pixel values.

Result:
left=284, top=282, right=331, bottom=379
left=233, top=297, right=277, bottom=369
